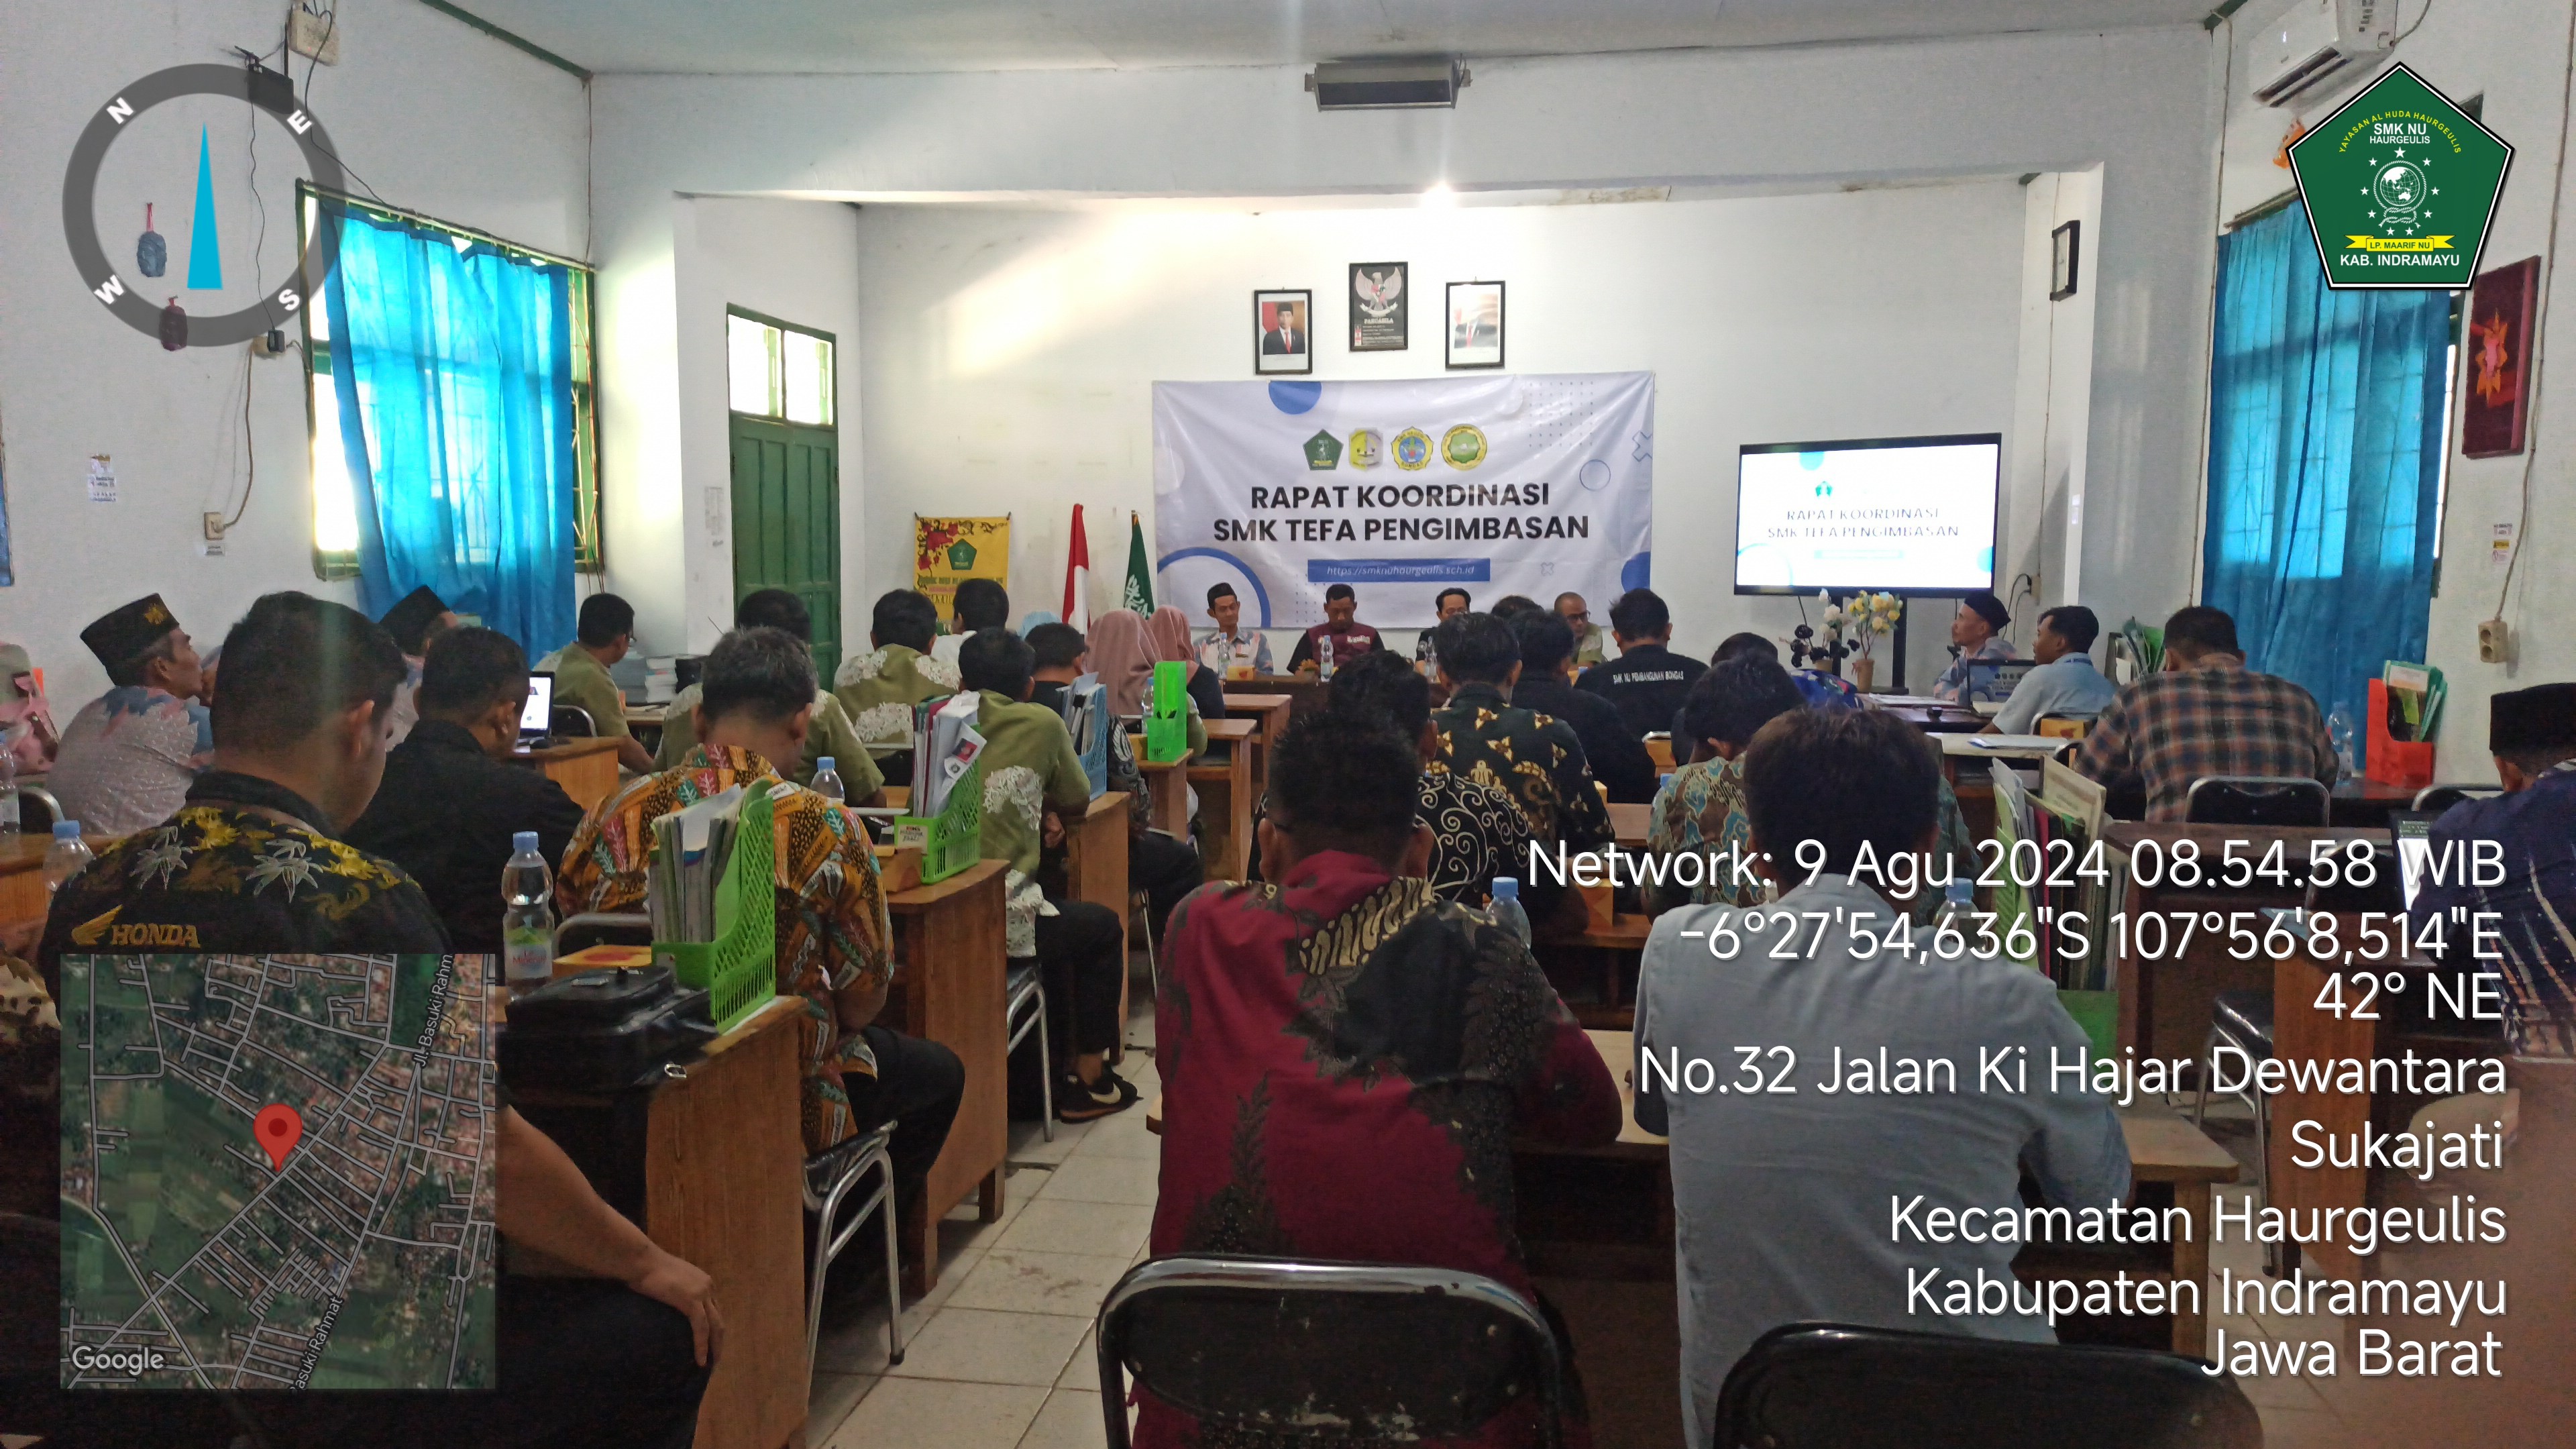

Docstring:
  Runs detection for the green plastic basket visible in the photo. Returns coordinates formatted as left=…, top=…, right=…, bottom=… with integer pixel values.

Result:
left=2059, top=988, right=2118, bottom=1065
left=653, top=785, right=778, bottom=1035
left=895, top=758, right=984, bottom=884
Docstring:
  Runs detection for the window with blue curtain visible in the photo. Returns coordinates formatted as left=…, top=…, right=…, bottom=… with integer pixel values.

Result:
left=2204, top=201, right=2449, bottom=726
left=307, top=191, right=592, bottom=659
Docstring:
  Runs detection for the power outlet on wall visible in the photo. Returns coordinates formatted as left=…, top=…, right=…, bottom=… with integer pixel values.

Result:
left=2478, top=618, right=2510, bottom=664
left=289, top=3, right=342, bottom=65
left=203, top=512, right=225, bottom=541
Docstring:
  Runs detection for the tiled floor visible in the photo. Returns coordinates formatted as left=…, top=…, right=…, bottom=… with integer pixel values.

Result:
left=805, top=999, right=1161, bottom=1449
left=803, top=987, right=2361, bottom=1448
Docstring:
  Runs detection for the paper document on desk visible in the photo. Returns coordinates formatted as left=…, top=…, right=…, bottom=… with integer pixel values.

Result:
left=1951, top=733, right=2074, bottom=753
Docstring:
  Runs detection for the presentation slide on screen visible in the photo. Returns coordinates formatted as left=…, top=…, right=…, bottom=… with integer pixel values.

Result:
left=1734, top=439, right=2000, bottom=593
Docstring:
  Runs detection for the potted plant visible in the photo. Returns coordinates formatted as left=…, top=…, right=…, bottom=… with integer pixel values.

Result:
left=1844, top=592, right=1900, bottom=692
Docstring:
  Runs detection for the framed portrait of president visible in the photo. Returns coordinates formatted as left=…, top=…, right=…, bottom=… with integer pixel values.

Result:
left=1254, top=290, right=1313, bottom=375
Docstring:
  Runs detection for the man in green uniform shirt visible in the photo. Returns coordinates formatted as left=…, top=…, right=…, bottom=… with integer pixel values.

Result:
left=653, top=589, right=881, bottom=798
left=834, top=588, right=963, bottom=787
left=540, top=592, right=655, bottom=774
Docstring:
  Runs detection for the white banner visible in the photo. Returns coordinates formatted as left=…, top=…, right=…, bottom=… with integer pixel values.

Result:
left=1151, top=373, right=1656, bottom=629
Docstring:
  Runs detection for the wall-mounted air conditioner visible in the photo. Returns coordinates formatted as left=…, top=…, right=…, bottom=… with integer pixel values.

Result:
left=2252, top=0, right=2399, bottom=107
left=1306, top=58, right=1468, bottom=110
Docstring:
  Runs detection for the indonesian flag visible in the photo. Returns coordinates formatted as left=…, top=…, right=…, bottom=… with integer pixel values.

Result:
left=1062, top=504, right=1091, bottom=631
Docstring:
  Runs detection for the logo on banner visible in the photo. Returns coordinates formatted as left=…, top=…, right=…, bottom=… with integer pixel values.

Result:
left=2286, top=63, right=2511, bottom=290
left=1393, top=428, right=1433, bottom=471
left=1348, top=429, right=1383, bottom=468
left=1441, top=425, right=1489, bottom=470
left=1303, top=429, right=1344, bottom=470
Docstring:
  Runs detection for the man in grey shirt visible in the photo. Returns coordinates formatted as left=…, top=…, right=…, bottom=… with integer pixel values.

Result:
left=1990, top=605, right=2118, bottom=735
left=1635, top=708, right=2128, bottom=1448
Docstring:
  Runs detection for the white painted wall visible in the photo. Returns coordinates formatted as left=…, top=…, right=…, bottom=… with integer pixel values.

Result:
left=669, top=196, right=867, bottom=653
left=0, top=0, right=588, bottom=705
left=851, top=184, right=2025, bottom=686
left=588, top=24, right=2225, bottom=675
left=2214, top=0, right=2576, bottom=779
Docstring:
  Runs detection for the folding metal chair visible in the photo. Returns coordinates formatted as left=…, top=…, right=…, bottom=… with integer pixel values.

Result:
left=1006, top=960, right=1053, bottom=1138
left=804, top=1122, right=904, bottom=1371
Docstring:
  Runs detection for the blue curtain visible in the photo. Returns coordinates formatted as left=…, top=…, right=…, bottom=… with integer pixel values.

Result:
left=323, top=201, right=576, bottom=657
left=2204, top=202, right=2447, bottom=725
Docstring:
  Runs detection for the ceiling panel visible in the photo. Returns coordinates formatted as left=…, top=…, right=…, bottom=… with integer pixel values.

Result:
left=452, top=0, right=2218, bottom=75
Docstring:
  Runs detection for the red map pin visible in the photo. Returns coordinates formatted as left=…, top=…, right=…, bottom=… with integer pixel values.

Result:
left=253, top=1104, right=303, bottom=1171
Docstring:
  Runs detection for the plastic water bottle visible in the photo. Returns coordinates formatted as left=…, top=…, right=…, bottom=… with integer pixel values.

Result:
left=1318, top=645, right=1336, bottom=681
left=1489, top=877, right=1532, bottom=946
left=44, top=821, right=93, bottom=894
left=2326, top=704, right=2358, bottom=781
left=1935, top=877, right=1976, bottom=931
left=501, top=831, right=556, bottom=996
left=811, top=756, right=845, bottom=802
left=0, top=743, right=17, bottom=840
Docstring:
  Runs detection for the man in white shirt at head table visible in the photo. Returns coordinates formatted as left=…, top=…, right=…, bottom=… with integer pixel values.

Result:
left=1633, top=708, right=2129, bottom=1449
left=1986, top=604, right=2118, bottom=736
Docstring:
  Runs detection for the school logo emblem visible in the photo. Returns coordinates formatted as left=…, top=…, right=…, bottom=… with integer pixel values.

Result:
left=2286, top=63, right=2512, bottom=290
left=1393, top=428, right=1433, bottom=471
left=1347, top=429, right=1383, bottom=469
left=1440, top=425, right=1489, bottom=470
left=1303, top=429, right=1343, bottom=470
left=946, top=539, right=978, bottom=569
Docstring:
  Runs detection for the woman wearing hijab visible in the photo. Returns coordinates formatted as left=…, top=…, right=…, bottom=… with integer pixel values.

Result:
left=1092, top=609, right=1208, bottom=758
left=1147, top=606, right=1230, bottom=725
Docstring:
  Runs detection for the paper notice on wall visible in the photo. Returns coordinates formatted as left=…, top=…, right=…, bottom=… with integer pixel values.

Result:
left=705, top=486, right=727, bottom=545
left=86, top=455, right=116, bottom=504
left=2490, top=523, right=2516, bottom=569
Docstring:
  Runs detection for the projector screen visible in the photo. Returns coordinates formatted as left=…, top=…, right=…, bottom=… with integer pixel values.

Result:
left=1733, top=433, right=2002, bottom=595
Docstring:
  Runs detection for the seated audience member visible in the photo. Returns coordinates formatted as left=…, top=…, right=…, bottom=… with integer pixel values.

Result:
left=931, top=577, right=1010, bottom=668
left=1326, top=647, right=1550, bottom=916
left=1988, top=604, right=2116, bottom=735
left=1148, top=604, right=1229, bottom=724
left=1635, top=708, right=2129, bottom=1446
left=1148, top=709, right=1619, bottom=1448
left=1092, top=610, right=1210, bottom=754
left=2410, top=684, right=2576, bottom=1060
left=1413, top=586, right=1474, bottom=672
left=345, top=627, right=588, bottom=954
left=655, top=588, right=881, bottom=796
left=1929, top=590, right=2018, bottom=704
left=1555, top=590, right=1609, bottom=667
left=559, top=627, right=965, bottom=1190
left=835, top=587, right=963, bottom=786
left=1287, top=582, right=1383, bottom=674
left=31, top=592, right=717, bottom=1448
left=1715, top=630, right=1858, bottom=712
left=1646, top=658, right=1809, bottom=913
left=1028, top=621, right=1205, bottom=940
left=1430, top=612, right=1614, bottom=850
left=957, top=628, right=1138, bottom=1119
left=378, top=584, right=459, bottom=747
left=2073, top=605, right=2335, bottom=820
left=0, top=642, right=59, bottom=774
left=1195, top=582, right=1273, bottom=677
left=1577, top=588, right=1707, bottom=739
left=539, top=592, right=655, bottom=773
left=1511, top=611, right=1658, bottom=804
left=48, top=594, right=213, bottom=837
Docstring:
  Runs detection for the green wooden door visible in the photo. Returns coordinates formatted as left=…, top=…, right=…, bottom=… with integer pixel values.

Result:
left=729, top=415, right=842, bottom=681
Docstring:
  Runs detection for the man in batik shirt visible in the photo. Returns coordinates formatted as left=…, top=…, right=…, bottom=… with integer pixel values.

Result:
left=834, top=588, right=962, bottom=788
left=48, top=593, right=215, bottom=837
left=560, top=627, right=962, bottom=1197
left=1324, top=647, right=1549, bottom=917
left=1149, top=710, right=1619, bottom=1449
left=1426, top=610, right=1613, bottom=851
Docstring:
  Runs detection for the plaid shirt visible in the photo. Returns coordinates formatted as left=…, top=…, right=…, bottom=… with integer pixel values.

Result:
left=2073, top=657, right=2335, bottom=821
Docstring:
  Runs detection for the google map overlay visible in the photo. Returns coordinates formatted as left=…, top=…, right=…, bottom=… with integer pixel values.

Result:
left=58, top=955, right=498, bottom=1389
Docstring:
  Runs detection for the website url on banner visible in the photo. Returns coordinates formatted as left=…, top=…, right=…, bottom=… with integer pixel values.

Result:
left=1307, top=558, right=1491, bottom=582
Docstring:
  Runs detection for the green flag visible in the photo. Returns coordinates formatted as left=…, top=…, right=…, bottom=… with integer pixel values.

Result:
left=1122, top=513, right=1155, bottom=614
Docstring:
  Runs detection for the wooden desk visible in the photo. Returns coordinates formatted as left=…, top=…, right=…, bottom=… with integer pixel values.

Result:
left=625, top=704, right=668, bottom=757
left=1646, top=737, right=1675, bottom=772
left=1, top=835, right=52, bottom=927
left=515, top=993, right=810, bottom=1449
left=1607, top=802, right=1650, bottom=851
left=2329, top=776, right=2429, bottom=827
left=512, top=735, right=624, bottom=814
left=1225, top=693, right=1294, bottom=802
left=1532, top=910, right=1652, bottom=1032
left=1061, top=792, right=1134, bottom=1036
left=1130, top=747, right=1191, bottom=839
left=2104, top=821, right=2385, bottom=1061
left=1191, top=718, right=1260, bottom=881
left=1224, top=674, right=1330, bottom=720
left=884, top=859, right=1009, bottom=1295
left=1880, top=703, right=1990, bottom=735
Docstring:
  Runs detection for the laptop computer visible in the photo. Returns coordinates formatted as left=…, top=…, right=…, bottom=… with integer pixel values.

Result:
left=520, top=671, right=556, bottom=745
